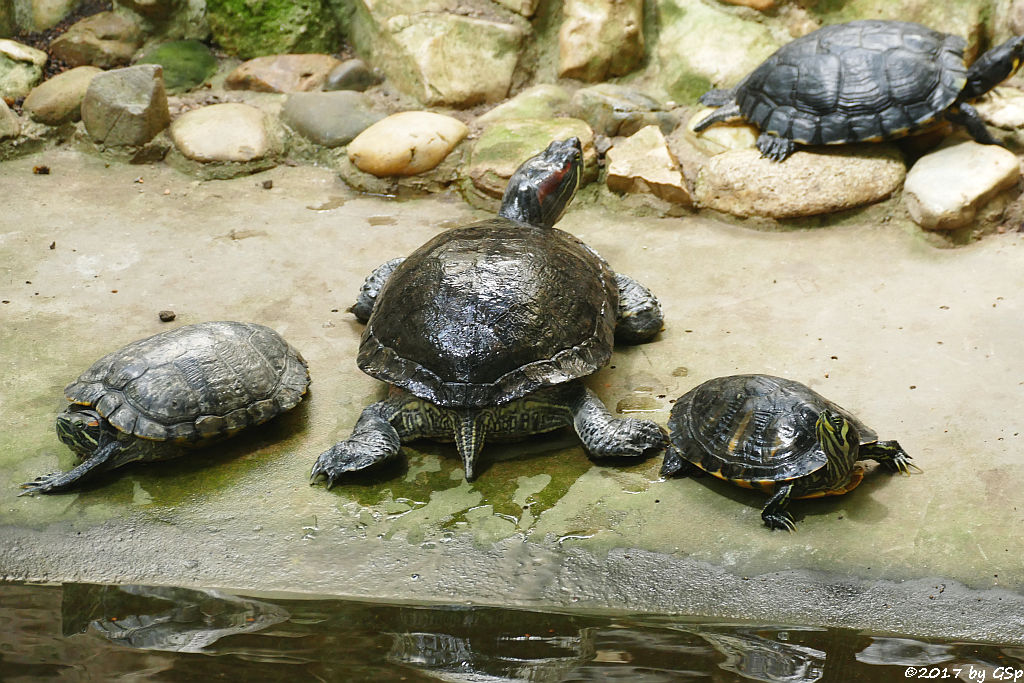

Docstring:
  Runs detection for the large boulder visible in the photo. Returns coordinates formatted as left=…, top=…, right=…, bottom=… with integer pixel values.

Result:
left=558, top=0, right=644, bottom=82
left=345, top=0, right=529, bottom=107
left=206, top=0, right=340, bottom=58
left=81, top=64, right=170, bottom=147
left=0, top=39, right=48, bottom=101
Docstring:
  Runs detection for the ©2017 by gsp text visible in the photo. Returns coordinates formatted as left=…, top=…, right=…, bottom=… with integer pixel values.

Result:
left=905, top=666, right=1023, bottom=682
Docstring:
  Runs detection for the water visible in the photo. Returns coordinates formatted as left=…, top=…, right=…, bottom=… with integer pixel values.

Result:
left=2, top=582, right=1022, bottom=682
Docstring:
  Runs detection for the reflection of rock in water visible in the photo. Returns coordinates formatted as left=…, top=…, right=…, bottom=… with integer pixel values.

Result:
left=691, top=627, right=825, bottom=683
left=385, top=605, right=594, bottom=682
left=855, top=637, right=956, bottom=666
left=64, top=584, right=289, bottom=653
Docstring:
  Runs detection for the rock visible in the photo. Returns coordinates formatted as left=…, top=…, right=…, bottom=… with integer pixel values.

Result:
left=570, top=84, right=679, bottom=137
left=720, top=0, right=775, bottom=9
left=324, top=59, right=382, bottom=92
left=695, top=146, right=906, bottom=218
left=170, top=102, right=273, bottom=162
left=606, top=126, right=692, bottom=206
left=345, top=1, right=528, bottom=107
left=81, top=64, right=170, bottom=147
left=474, top=84, right=572, bottom=127
left=1012, top=0, right=1024, bottom=36
left=225, top=54, right=341, bottom=93
left=559, top=0, right=644, bottom=81
left=206, top=0, right=339, bottom=58
left=974, top=87, right=1024, bottom=130
left=0, top=99, right=20, bottom=140
left=652, top=0, right=780, bottom=103
left=118, top=0, right=180, bottom=20
left=493, top=0, right=539, bottom=16
left=136, top=40, right=217, bottom=94
left=282, top=91, right=384, bottom=148
left=903, top=141, right=1021, bottom=231
left=17, top=0, right=79, bottom=31
left=22, top=66, right=102, bottom=125
left=464, top=118, right=596, bottom=200
left=686, top=107, right=759, bottom=155
left=347, top=111, right=469, bottom=177
left=0, top=39, right=48, bottom=101
left=49, top=11, right=144, bottom=68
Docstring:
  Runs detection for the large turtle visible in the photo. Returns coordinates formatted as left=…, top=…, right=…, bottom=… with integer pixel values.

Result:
left=693, top=20, right=1024, bottom=161
left=20, top=321, right=310, bottom=495
left=311, top=137, right=666, bottom=485
left=662, top=374, right=916, bottom=530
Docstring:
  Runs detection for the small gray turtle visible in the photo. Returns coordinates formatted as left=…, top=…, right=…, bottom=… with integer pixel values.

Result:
left=693, top=20, right=1024, bottom=161
left=21, top=321, right=310, bottom=495
left=312, top=137, right=666, bottom=485
left=663, top=374, right=916, bottom=530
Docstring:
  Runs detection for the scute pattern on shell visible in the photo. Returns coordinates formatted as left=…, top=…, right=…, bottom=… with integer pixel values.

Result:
left=736, top=20, right=967, bottom=145
left=669, top=374, right=876, bottom=483
left=65, top=321, right=309, bottom=443
left=358, top=219, right=619, bottom=409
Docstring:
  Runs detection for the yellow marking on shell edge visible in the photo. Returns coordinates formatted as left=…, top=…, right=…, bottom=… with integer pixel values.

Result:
left=863, top=135, right=884, bottom=142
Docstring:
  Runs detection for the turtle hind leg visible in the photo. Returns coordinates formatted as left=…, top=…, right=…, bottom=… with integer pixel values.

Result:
left=946, top=103, right=998, bottom=146
left=570, top=387, right=666, bottom=460
left=660, top=443, right=707, bottom=478
left=860, top=440, right=920, bottom=475
left=19, top=435, right=124, bottom=496
left=761, top=483, right=797, bottom=532
left=614, top=273, right=663, bottom=344
left=756, top=133, right=797, bottom=162
left=350, top=257, right=406, bottom=323
left=312, top=394, right=428, bottom=488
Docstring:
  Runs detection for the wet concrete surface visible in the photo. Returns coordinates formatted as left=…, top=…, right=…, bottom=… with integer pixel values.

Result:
left=1, top=149, right=1023, bottom=644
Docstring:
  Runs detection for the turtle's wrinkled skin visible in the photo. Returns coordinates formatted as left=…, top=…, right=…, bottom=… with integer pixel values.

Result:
left=694, top=20, right=1024, bottom=161
left=663, top=374, right=916, bottom=530
left=20, top=321, right=310, bottom=495
left=312, top=138, right=666, bottom=484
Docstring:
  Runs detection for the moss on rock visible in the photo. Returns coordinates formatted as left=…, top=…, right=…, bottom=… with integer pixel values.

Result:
left=206, top=0, right=340, bottom=59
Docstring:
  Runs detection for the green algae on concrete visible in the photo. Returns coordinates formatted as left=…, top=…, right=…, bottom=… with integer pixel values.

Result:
left=206, top=0, right=340, bottom=59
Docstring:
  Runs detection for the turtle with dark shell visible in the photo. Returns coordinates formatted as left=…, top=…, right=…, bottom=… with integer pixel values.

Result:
left=662, top=374, right=916, bottom=530
left=693, top=20, right=1024, bottom=161
left=20, top=321, right=309, bottom=495
left=311, top=137, right=666, bottom=485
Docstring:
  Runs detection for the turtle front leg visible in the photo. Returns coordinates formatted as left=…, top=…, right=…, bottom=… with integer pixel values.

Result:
left=19, top=435, right=124, bottom=496
left=614, top=273, right=663, bottom=344
left=946, top=103, right=998, bottom=146
left=350, top=257, right=405, bottom=323
left=570, top=386, right=666, bottom=459
left=761, top=483, right=797, bottom=532
left=860, top=440, right=920, bottom=475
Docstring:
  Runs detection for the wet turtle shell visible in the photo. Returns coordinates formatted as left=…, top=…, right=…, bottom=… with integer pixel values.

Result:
left=719, top=20, right=967, bottom=145
left=357, top=220, right=618, bottom=409
left=667, top=374, right=876, bottom=486
left=65, top=321, right=310, bottom=443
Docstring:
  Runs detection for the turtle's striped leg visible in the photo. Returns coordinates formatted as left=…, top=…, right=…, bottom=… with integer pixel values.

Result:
left=614, top=273, right=663, bottom=343
left=19, top=435, right=125, bottom=496
left=860, top=440, right=919, bottom=475
left=761, top=483, right=797, bottom=531
left=312, top=392, right=443, bottom=488
left=570, top=386, right=666, bottom=459
left=946, top=103, right=998, bottom=145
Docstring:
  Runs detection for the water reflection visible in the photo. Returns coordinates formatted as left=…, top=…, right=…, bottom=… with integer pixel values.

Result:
left=1, top=582, right=1021, bottom=682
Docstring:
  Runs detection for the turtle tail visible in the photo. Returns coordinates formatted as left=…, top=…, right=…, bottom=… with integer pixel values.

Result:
left=692, top=102, right=743, bottom=133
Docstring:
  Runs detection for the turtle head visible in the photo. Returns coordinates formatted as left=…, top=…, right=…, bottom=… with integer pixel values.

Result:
left=963, top=34, right=1024, bottom=100
left=498, top=137, right=583, bottom=228
left=815, top=408, right=859, bottom=482
left=56, top=408, right=109, bottom=458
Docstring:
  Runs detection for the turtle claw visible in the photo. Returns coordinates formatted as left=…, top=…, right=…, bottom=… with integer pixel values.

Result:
left=18, top=473, right=64, bottom=496
left=763, top=511, right=797, bottom=532
left=310, top=437, right=398, bottom=488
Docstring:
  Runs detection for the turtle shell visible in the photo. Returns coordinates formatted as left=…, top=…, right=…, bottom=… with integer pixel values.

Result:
left=668, top=374, right=876, bottom=484
left=357, top=219, right=618, bottom=409
left=734, top=20, right=967, bottom=145
left=65, top=321, right=309, bottom=443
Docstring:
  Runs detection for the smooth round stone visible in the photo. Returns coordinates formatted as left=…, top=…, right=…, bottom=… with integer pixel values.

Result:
left=282, top=91, right=384, bottom=148
left=23, top=66, right=102, bottom=125
left=347, top=111, right=469, bottom=177
left=136, top=40, right=217, bottom=93
left=170, top=103, right=271, bottom=162
left=323, top=59, right=381, bottom=92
